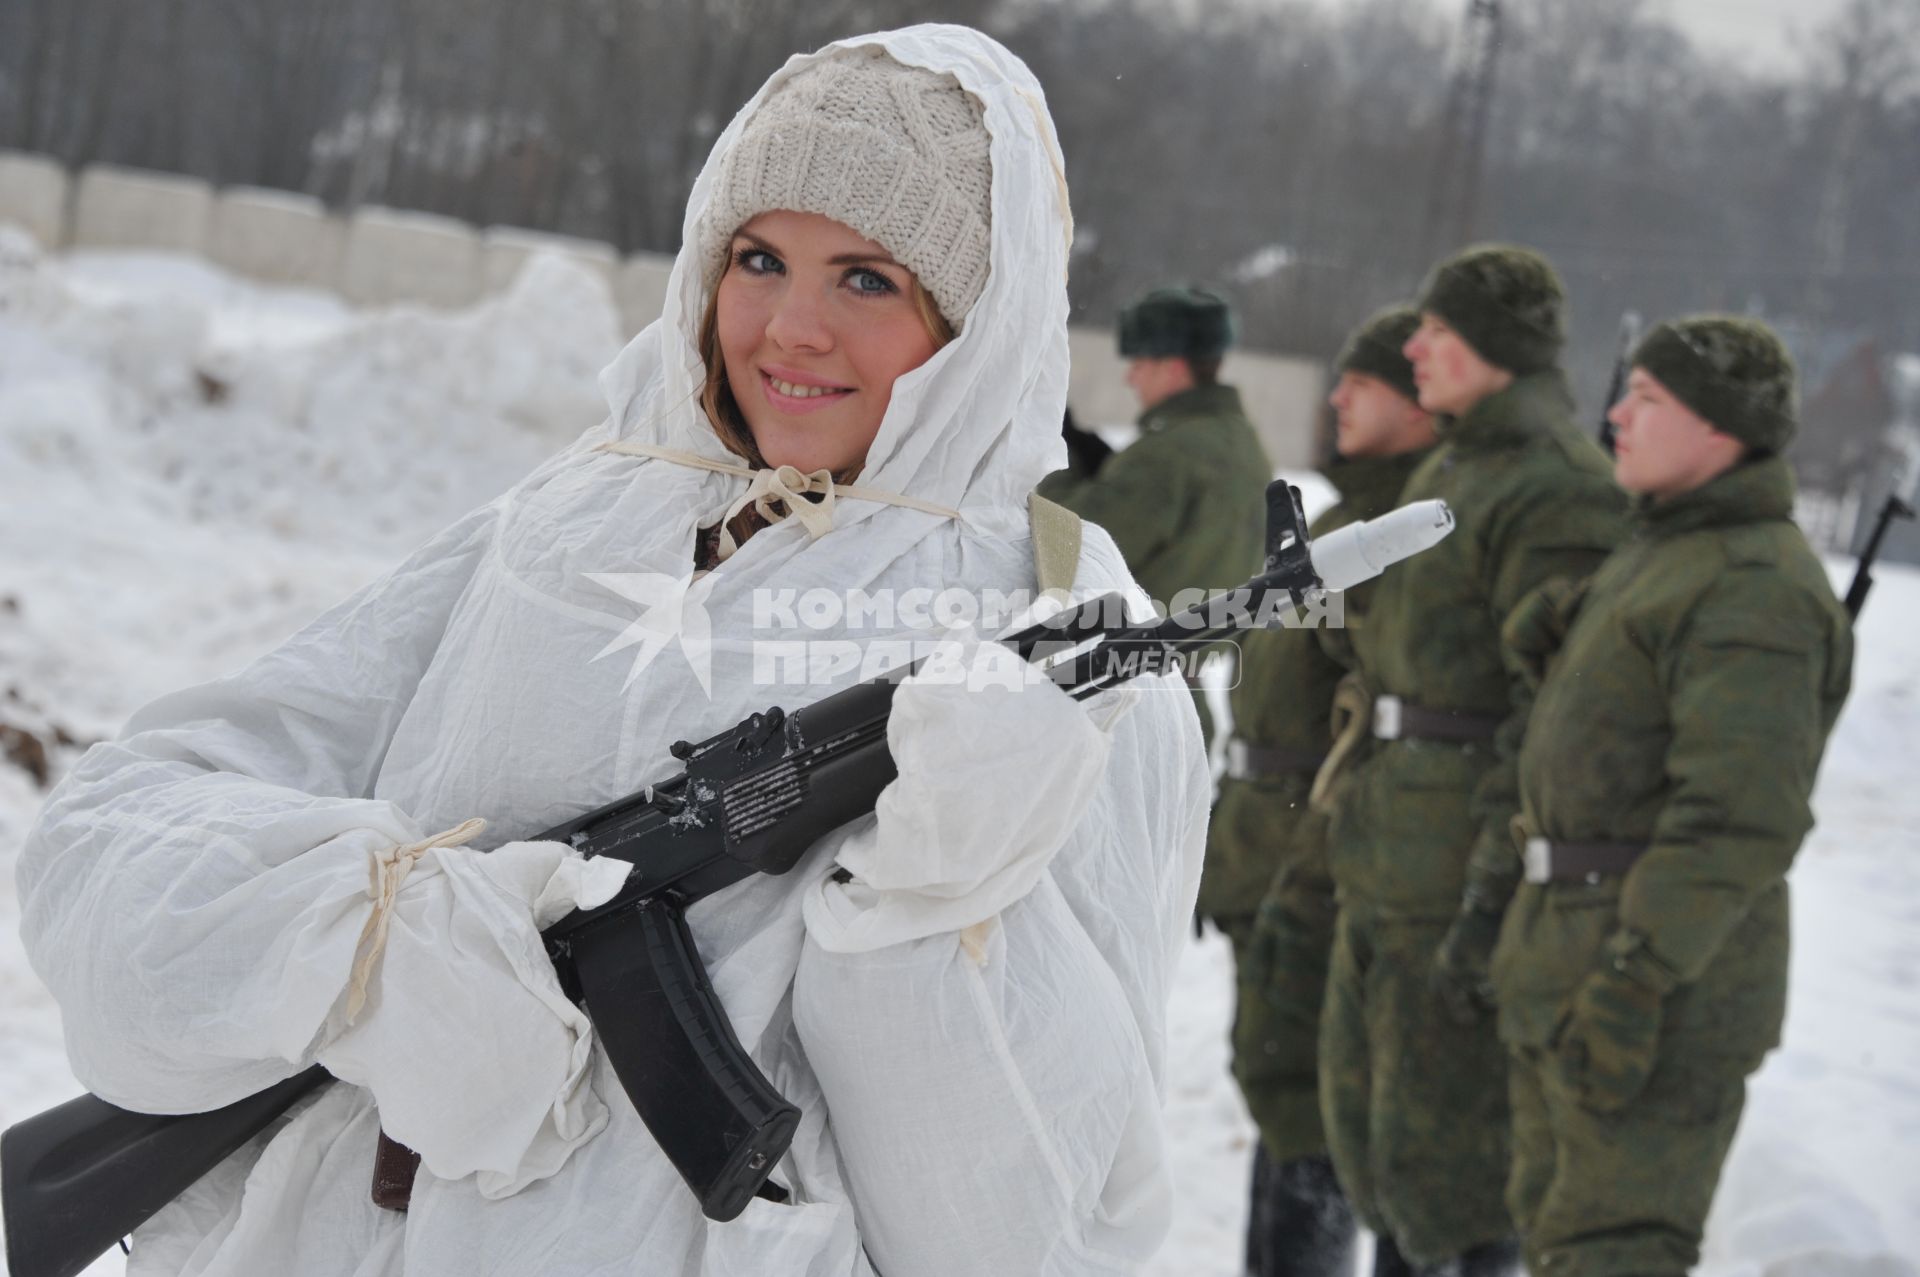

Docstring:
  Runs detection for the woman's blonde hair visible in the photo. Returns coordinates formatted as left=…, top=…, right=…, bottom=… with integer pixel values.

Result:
left=696, top=260, right=956, bottom=478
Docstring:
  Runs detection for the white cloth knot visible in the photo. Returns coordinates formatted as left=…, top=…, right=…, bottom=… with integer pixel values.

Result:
left=596, top=441, right=962, bottom=564
left=722, top=464, right=838, bottom=560
left=344, top=817, right=488, bottom=1022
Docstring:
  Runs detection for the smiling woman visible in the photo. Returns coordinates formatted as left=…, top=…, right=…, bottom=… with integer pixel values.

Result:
left=700, top=211, right=952, bottom=478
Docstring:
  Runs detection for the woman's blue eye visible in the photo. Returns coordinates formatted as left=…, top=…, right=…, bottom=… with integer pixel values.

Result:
left=734, top=247, right=782, bottom=275
left=847, top=268, right=897, bottom=296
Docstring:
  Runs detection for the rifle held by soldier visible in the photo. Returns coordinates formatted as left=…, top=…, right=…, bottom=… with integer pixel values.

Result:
left=1843, top=491, right=1916, bottom=619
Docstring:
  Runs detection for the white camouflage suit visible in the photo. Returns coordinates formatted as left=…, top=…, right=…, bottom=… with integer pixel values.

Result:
left=18, top=23, right=1210, bottom=1277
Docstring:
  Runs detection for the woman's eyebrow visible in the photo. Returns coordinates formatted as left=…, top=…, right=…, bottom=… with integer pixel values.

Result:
left=731, top=231, right=896, bottom=268
left=733, top=231, right=784, bottom=255
left=827, top=250, right=900, bottom=267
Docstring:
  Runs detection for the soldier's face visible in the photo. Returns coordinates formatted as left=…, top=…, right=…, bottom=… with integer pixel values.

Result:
left=1608, top=369, right=1747, bottom=499
left=1404, top=314, right=1513, bottom=416
left=1125, top=357, right=1195, bottom=411
left=1329, top=371, right=1435, bottom=459
left=716, top=210, right=941, bottom=476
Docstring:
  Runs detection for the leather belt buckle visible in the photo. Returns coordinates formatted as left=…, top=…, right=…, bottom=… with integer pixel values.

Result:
left=1524, top=836, right=1553, bottom=885
left=1372, top=694, right=1403, bottom=741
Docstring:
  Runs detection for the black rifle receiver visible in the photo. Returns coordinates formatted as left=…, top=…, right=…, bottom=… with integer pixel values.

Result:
left=3, top=483, right=1333, bottom=1277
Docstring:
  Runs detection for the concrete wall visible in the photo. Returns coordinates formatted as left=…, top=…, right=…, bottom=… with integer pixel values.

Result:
left=1068, top=326, right=1323, bottom=470
left=2, top=153, right=1325, bottom=464
left=72, top=165, right=213, bottom=255
left=211, top=187, right=343, bottom=289
left=616, top=253, right=676, bottom=338
left=482, top=225, right=617, bottom=295
left=341, top=206, right=482, bottom=309
left=1229, top=349, right=1328, bottom=471
left=0, top=151, right=68, bottom=248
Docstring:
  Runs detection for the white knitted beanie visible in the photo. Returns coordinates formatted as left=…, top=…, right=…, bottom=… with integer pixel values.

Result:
left=697, top=45, right=994, bottom=331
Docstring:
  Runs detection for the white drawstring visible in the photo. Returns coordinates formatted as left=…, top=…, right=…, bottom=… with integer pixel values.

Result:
left=597, top=441, right=961, bottom=563
left=344, top=817, right=488, bottom=1023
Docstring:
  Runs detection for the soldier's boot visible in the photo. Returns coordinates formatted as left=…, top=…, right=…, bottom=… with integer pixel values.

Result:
left=1244, top=1146, right=1357, bottom=1277
left=1449, top=1237, right=1521, bottom=1277
left=1370, top=1235, right=1520, bottom=1277
left=1370, top=1235, right=1415, bottom=1277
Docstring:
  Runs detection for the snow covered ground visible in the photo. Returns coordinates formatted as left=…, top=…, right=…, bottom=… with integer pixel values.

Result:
left=1, top=234, right=1914, bottom=1276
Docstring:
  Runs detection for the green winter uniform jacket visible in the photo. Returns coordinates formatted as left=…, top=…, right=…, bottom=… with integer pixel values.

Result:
left=1037, top=383, right=1270, bottom=613
left=1491, top=454, right=1854, bottom=1062
left=1218, top=449, right=1428, bottom=1160
left=1323, top=371, right=1627, bottom=916
left=1205, top=450, right=1428, bottom=929
left=1037, top=383, right=1271, bottom=744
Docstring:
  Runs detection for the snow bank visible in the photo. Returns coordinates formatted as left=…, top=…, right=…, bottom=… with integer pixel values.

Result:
left=0, top=223, right=622, bottom=807
left=2, top=227, right=619, bottom=557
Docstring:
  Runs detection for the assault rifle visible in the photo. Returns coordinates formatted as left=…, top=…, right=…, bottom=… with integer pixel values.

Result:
left=2, top=483, right=1454, bottom=1277
left=1844, top=491, right=1916, bottom=620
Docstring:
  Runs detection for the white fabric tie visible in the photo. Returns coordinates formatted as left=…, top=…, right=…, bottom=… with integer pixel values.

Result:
left=598, top=441, right=962, bottom=563
left=345, top=817, right=488, bottom=1022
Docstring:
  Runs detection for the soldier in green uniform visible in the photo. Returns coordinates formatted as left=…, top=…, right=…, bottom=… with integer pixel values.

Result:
left=1225, top=307, right=1436, bottom=1276
left=1316, top=247, right=1626, bottom=1275
left=1038, top=286, right=1271, bottom=746
left=1491, top=317, right=1853, bottom=1277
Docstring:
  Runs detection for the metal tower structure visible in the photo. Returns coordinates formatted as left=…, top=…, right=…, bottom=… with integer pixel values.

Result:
left=1424, top=0, right=1503, bottom=262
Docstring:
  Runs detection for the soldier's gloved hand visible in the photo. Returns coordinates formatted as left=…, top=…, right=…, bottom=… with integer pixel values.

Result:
left=1550, top=934, right=1676, bottom=1112
left=803, top=625, right=1120, bottom=952
left=1240, top=894, right=1286, bottom=993
left=317, top=839, right=630, bottom=1197
left=1430, top=904, right=1503, bottom=1026
left=1245, top=877, right=1339, bottom=1033
left=1501, top=575, right=1588, bottom=691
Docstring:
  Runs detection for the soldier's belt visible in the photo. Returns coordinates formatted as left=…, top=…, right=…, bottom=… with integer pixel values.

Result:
left=1523, top=837, right=1648, bottom=885
left=1371, top=694, right=1502, bottom=744
left=1225, top=736, right=1328, bottom=781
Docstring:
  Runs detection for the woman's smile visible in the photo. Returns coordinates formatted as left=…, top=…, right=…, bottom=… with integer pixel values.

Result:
left=758, top=364, right=856, bottom=416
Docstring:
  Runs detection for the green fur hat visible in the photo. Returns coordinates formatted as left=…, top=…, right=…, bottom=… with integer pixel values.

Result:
left=1117, top=286, right=1236, bottom=361
left=1631, top=315, right=1798, bottom=454
left=1335, top=305, right=1421, bottom=404
left=1415, top=244, right=1566, bottom=375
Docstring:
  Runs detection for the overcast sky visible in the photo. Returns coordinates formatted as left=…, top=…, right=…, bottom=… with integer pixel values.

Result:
left=1414, top=0, right=1851, bottom=72
left=1645, top=0, right=1844, bottom=68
